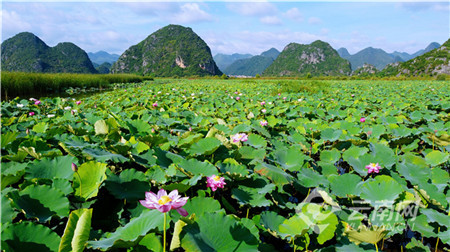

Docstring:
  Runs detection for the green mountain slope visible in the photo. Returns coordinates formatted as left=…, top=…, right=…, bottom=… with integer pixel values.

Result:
left=262, top=40, right=351, bottom=77
left=111, top=24, right=221, bottom=77
left=224, top=56, right=274, bottom=76
left=1, top=32, right=97, bottom=73
left=343, top=47, right=399, bottom=70
left=213, top=53, right=253, bottom=71
left=88, top=51, right=120, bottom=64
left=260, top=48, right=280, bottom=60
left=380, top=39, right=450, bottom=77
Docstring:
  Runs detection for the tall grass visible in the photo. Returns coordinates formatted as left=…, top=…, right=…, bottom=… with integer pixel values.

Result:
left=1, top=72, right=153, bottom=99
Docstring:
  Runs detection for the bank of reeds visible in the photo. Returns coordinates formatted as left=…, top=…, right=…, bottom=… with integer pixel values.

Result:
left=1, top=72, right=153, bottom=99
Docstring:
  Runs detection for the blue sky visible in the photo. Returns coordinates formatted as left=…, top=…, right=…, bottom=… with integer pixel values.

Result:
left=2, top=1, right=449, bottom=56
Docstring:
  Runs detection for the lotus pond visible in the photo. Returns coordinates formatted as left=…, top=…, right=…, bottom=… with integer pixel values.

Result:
left=1, top=79, right=449, bottom=251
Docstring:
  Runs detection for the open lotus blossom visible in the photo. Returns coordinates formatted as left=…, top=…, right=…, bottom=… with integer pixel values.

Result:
left=260, top=101, right=266, bottom=105
left=283, top=97, right=287, bottom=100
left=29, top=112, right=35, bottom=116
left=360, top=117, right=366, bottom=122
left=29, top=98, right=37, bottom=101
left=261, top=109, right=267, bottom=113
left=153, top=102, right=158, bottom=107
left=140, top=189, right=189, bottom=217
left=206, top=175, right=226, bottom=192
left=260, top=120, right=268, bottom=126
left=365, top=163, right=381, bottom=174
left=17, top=104, right=24, bottom=108
left=232, top=133, right=248, bottom=143
left=35, top=100, right=41, bottom=105
left=236, top=96, right=240, bottom=101
left=76, top=101, right=81, bottom=105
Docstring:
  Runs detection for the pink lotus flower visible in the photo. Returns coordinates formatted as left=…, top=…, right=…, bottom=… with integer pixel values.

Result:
left=351, top=94, right=355, bottom=97
left=232, top=133, right=248, bottom=143
left=260, top=120, right=268, bottom=126
left=76, top=101, right=81, bottom=105
left=234, top=91, right=238, bottom=94
left=34, top=100, right=41, bottom=105
left=260, top=101, right=266, bottom=105
left=283, top=97, right=287, bottom=100
left=29, top=112, right=35, bottom=116
left=261, top=109, right=267, bottom=113
left=360, top=117, right=366, bottom=122
left=71, top=163, right=78, bottom=172
left=140, top=189, right=189, bottom=216
left=365, top=163, right=381, bottom=174
left=236, top=96, right=240, bottom=101
left=206, top=175, right=226, bottom=192
left=153, top=102, right=158, bottom=107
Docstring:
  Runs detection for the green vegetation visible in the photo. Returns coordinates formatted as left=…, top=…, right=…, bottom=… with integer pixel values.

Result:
left=342, top=47, right=401, bottom=70
left=111, top=24, right=222, bottom=77
left=1, top=79, right=449, bottom=251
left=263, top=40, right=352, bottom=77
left=213, top=53, right=253, bottom=71
left=224, top=55, right=274, bottom=76
left=1, top=32, right=97, bottom=74
left=1, top=72, right=153, bottom=99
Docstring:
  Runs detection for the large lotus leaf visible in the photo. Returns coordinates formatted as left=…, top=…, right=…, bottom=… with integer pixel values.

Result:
left=25, top=155, right=77, bottom=180
left=87, top=209, right=164, bottom=250
left=217, top=159, right=249, bottom=179
left=297, top=168, right=329, bottom=188
left=321, top=128, right=342, bottom=142
left=408, top=214, right=438, bottom=238
left=405, top=238, right=431, bottom=252
left=1, top=161, right=27, bottom=189
left=1, top=190, right=17, bottom=226
left=257, top=211, right=286, bottom=236
left=346, top=153, right=374, bottom=176
left=420, top=208, right=450, bottom=227
left=105, top=169, right=150, bottom=201
left=189, top=137, right=221, bottom=156
left=32, top=122, right=48, bottom=133
left=177, top=133, right=204, bottom=147
left=126, top=119, right=152, bottom=135
left=239, top=146, right=266, bottom=161
left=368, top=209, right=405, bottom=236
left=431, top=167, right=449, bottom=192
left=439, top=229, right=450, bottom=245
left=231, top=124, right=252, bottom=134
left=360, top=175, right=403, bottom=206
left=272, top=147, right=308, bottom=172
left=344, top=225, right=387, bottom=245
left=416, top=182, right=448, bottom=208
left=254, top=162, right=293, bottom=186
left=425, top=150, right=449, bottom=167
left=320, top=149, right=341, bottom=165
left=178, top=158, right=218, bottom=177
left=83, top=148, right=128, bottom=163
left=231, top=187, right=272, bottom=207
left=73, top=161, right=107, bottom=201
left=246, top=134, right=267, bottom=149
left=181, top=212, right=259, bottom=252
left=59, top=208, right=93, bottom=252
left=138, top=233, right=163, bottom=252
left=1, top=131, right=19, bottom=148
left=329, top=174, right=363, bottom=197
left=53, top=178, right=74, bottom=196
left=396, top=159, right=429, bottom=185
left=1, top=222, right=61, bottom=252
left=9, top=184, right=70, bottom=222
left=369, top=142, right=396, bottom=168
left=182, top=196, right=223, bottom=221
left=94, top=119, right=109, bottom=135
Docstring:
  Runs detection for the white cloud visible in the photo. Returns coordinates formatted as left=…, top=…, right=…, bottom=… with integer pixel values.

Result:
left=173, top=3, right=213, bottom=23
left=1, top=10, right=32, bottom=38
left=283, top=8, right=303, bottom=22
left=308, top=17, right=322, bottom=25
left=260, top=16, right=282, bottom=25
left=397, top=2, right=449, bottom=12
left=226, top=2, right=277, bottom=17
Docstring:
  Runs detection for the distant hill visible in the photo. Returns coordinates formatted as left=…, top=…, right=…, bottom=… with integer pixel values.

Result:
left=353, top=63, right=379, bottom=76
left=224, top=48, right=280, bottom=76
left=263, top=40, right=351, bottom=77
left=111, top=24, right=221, bottom=77
left=341, top=47, right=401, bottom=70
left=95, top=62, right=112, bottom=74
left=337, top=48, right=350, bottom=58
left=88, top=51, right=120, bottom=64
left=260, top=48, right=280, bottom=60
left=380, top=39, right=450, bottom=77
left=1, top=32, right=97, bottom=73
left=213, top=53, right=253, bottom=71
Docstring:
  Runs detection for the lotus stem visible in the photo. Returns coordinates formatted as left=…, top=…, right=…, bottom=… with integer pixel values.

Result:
left=375, top=242, right=379, bottom=252
left=435, top=227, right=440, bottom=252
left=246, top=208, right=250, bottom=219
left=75, top=171, right=82, bottom=198
left=292, top=237, right=297, bottom=252
left=163, top=212, right=167, bottom=252
left=382, top=238, right=385, bottom=250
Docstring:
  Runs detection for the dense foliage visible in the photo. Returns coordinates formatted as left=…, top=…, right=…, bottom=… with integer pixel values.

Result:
left=224, top=56, right=274, bottom=76
left=111, top=25, right=222, bottom=77
left=213, top=53, right=253, bottom=71
left=1, top=32, right=97, bottom=74
left=263, top=41, right=352, bottom=77
left=1, top=79, right=449, bottom=251
left=341, top=47, right=401, bottom=71
left=1, top=72, right=153, bottom=99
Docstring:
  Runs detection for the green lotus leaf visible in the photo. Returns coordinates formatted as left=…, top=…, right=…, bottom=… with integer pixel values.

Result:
left=360, top=175, right=403, bottom=206
left=138, top=233, right=163, bottom=252
left=1, top=131, right=20, bottom=148
left=346, top=153, right=374, bottom=176
left=239, top=146, right=266, bottom=161
left=177, top=133, right=204, bottom=147
left=1, top=161, right=27, bottom=189
left=246, top=134, right=267, bottom=149
left=344, top=225, right=387, bottom=245
left=1, top=222, right=61, bottom=252
left=420, top=208, right=450, bottom=227
left=369, top=142, right=396, bottom=168
left=439, top=229, right=450, bottom=245
left=231, top=187, right=272, bottom=207
left=368, top=209, right=405, bottom=236
left=408, top=214, right=438, bottom=238
left=217, top=159, right=249, bottom=179
left=254, top=162, right=293, bottom=186
left=405, top=237, right=431, bottom=252
left=32, top=122, right=48, bottom=133
left=329, top=173, right=363, bottom=197
left=53, top=178, right=74, bottom=196
left=73, top=161, right=107, bottom=201
left=179, top=158, right=218, bottom=177
left=59, top=208, right=93, bottom=252
left=321, top=128, right=342, bottom=142
left=105, top=168, right=150, bottom=201
left=425, top=150, right=449, bottom=167
left=396, top=159, right=429, bottom=185
left=231, top=124, right=252, bottom=134
left=320, top=149, right=341, bottom=164
left=181, top=212, right=259, bottom=252
left=416, top=182, right=448, bottom=208
left=431, top=167, right=449, bottom=192
left=257, top=211, right=286, bottom=236
left=87, top=209, right=164, bottom=250
left=297, top=168, right=328, bottom=188
left=189, top=137, right=221, bottom=156
left=25, top=155, right=77, bottom=180
left=1, top=190, right=17, bottom=227
left=94, top=119, right=109, bottom=135
left=83, top=147, right=128, bottom=163
left=182, top=196, right=223, bottom=221
left=272, top=147, right=308, bottom=172
left=9, top=184, right=70, bottom=222
left=126, top=119, right=152, bottom=135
